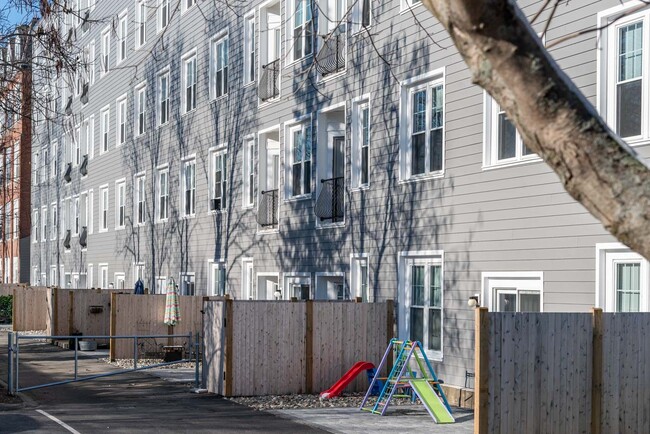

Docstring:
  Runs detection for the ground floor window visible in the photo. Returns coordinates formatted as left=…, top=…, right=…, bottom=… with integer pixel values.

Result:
left=209, top=262, right=226, bottom=296
left=284, top=274, right=311, bottom=301
left=241, top=259, right=254, bottom=299
left=351, top=255, right=369, bottom=302
left=180, top=273, right=195, bottom=296
left=481, top=271, right=543, bottom=312
left=315, top=273, right=347, bottom=300
left=597, top=243, right=649, bottom=312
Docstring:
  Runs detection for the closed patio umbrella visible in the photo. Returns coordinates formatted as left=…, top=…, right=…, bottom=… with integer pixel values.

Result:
left=163, top=278, right=181, bottom=326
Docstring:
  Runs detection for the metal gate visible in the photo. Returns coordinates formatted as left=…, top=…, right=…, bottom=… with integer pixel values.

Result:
left=6, top=332, right=201, bottom=395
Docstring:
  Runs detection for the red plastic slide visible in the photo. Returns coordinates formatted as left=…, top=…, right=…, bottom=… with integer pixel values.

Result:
left=320, top=361, right=375, bottom=399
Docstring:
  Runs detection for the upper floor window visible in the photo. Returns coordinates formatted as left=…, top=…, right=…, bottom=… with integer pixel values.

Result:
left=182, top=158, right=196, bottom=217
left=118, top=11, right=128, bottom=64
left=100, top=106, right=110, bottom=153
left=211, top=35, right=228, bottom=99
left=290, top=0, right=313, bottom=61
left=157, top=167, right=169, bottom=221
left=287, top=121, right=312, bottom=197
left=483, top=95, right=536, bottom=167
left=352, top=0, right=371, bottom=33
left=100, top=186, right=108, bottom=231
left=243, top=139, right=255, bottom=208
left=116, top=180, right=126, bottom=229
left=399, top=71, right=445, bottom=180
left=136, top=84, right=146, bottom=136
left=158, top=0, right=169, bottom=32
left=183, top=53, right=197, bottom=112
left=136, top=0, right=147, bottom=48
left=211, top=149, right=227, bottom=212
left=596, top=243, right=649, bottom=312
left=182, top=0, right=195, bottom=13
left=116, top=95, right=127, bottom=146
left=243, top=13, right=255, bottom=84
left=158, top=70, right=170, bottom=125
left=351, top=98, right=370, bottom=188
left=50, top=203, right=57, bottom=240
left=135, top=174, right=146, bottom=225
left=101, top=27, right=110, bottom=75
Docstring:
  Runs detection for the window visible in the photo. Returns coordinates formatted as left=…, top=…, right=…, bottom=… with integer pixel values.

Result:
left=352, top=0, right=371, bottom=33
left=242, top=259, right=254, bottom=299
left=157, top=167, right=169, bottom=221
left=180, top=273, right=195, bottom=296
left=118, top=12, right=128, bottom=63
left=100, top=264, right=109, bottom=289
left=41, top=206, right=47, bottom=241
left=291, top=0, right=313, bottom=61
left=73, top=196, right=80, bottom=236
left=183, top=53, right=197, bottom=112
left=116, top=180, right=125, bottom=228
left=287, top=121, right=312, bottom=197
left=211, top=149, right=227, bottom=211
left=209, top=261, right=226, bottom=296
left=74, top=126, right=81, bottom=166
left=481, top=272, right=543, bottom=313
left=182, top=0, right=195, bottom=13
left=115, top=272, right=126, bottom=290
left=136, top=84, right=146, bottom=136
left=51, top=203, right=57, bottom=239
left=136, top=0, right=147, bottom=48
left=154, top=276, right=167, bottom=294
left=88, top=40, right=95, bottom=85
left=51, top=266, right=57, bottom=288
left=182, top=159, right=196, bottom=216
left=158, top=0, right=169, bottom=32
left=101, top=27, right=110, bottom=75
left=135, top=174, right=146, bottom=225
left=243, top=139, right=255, bottom=207
left=33, top=210, right=38, bottom=243
left=100, top=106, right=110, bottom=153
left=100, top=186, right=108, bottom=231
left=211, top=36, right=228, bottom=99
left=285, top=274, right=310, bottom=301
left=4, top=203, right=10, bottom=241
left=13, top=200, right=18, bottom=239
left=484, top=96, right=536, bottom=167
left=351, top=256, right=369, bottom=302
left=352, top=98, right=370, bottom=188
left=14, top=142, right=20, bottom=180
left=243, top=13, right=255, bottom=84
left=158, top=70, right=170, bottom=125
left=597, top=243, right=649, bottom=312
left=117, top=95, right=127, bottom=145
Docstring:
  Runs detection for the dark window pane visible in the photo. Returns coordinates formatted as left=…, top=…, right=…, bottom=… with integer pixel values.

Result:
left=520, top=293, right=540, bottom=312
left=429, top=129, right=443, bottom=172
left=305, top=21, right=313, bottom=55
left=410, top=307, right=423, bottom=343
left=498, top=113, right=517, bottom=160
left=428, top=309, right=441, bottom=351
left=294, top=27, right=302, bottom=59
left=498, top=292, right=516, bottom=312
left=293, top=164, right=301, bottom=195
left=361, top=146, right=368, bottom=185
left=411, top=133, right=425, bottom=175
left=303, top=160, right=311, bottom=194
left=617, top=79, right=642, bottom=137
left=411, top=265, right=424, bottom=305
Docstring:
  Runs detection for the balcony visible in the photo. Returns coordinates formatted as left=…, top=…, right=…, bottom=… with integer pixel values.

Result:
left=63, top=229, right=71, bottom=249
left=258, top=59, right=279, bottom=101
left=315, top=32, right=345, bottom=76
left=256, top=189, right=279, bottom=228
left=63, top=162, right=72, bottom=183
left=314, top=177, right=344, bottom=223
left=79, top=154, right=88, bottom=176
left=79, top=226, right=87, bottom=248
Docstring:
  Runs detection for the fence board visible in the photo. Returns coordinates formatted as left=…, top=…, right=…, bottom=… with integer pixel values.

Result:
left=12, top=286, right=49, bottom=331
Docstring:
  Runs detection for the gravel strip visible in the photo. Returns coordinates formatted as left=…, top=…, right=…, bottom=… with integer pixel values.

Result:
left=100, top=358, right=199, bottom=370
left=228, top=393, right=420, bottom=411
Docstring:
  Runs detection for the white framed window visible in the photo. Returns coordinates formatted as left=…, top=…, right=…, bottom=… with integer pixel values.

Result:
left=32, top=210, right=38, bottom=243
left=351, top=255, right=369, bottom=302
left=134, top=173, right=146, bottom=225
left=51, top=266, right=57, bottom=288
left=286, top=120, right=312, bottom=198
left=157, top=166, right=169, bottom=221
left=351, top=97, right=370, bottom=189
left=154, top=276, right=167, bottom=294
left=41, top=206, right=47, bottom=241
left=100, top=105, right=110, bottom=153
left=73, top=196, right=80, bottom=236
left=401, top=0, right=422, bottom=11
left=481, top=272, right=543, bottom=313
left=50, top=203, right=57, bottom=240
left=101, top=27, right=110, bottom=75
left=136, top=0, right=147, bottom=48
left=243, top=138, right=255, bottom=208
left=289, top=0, right=313, bottom=62
left=243, top=13, right=255, bottom=84
left=116, top=95, right=127, bottom=146
left=100, top=264, right=109, bottom=289
left=100, top=185, right=108, bottom=231
left=12, top=200, right=18, bottom=239
left=115, top=180, right=126, bottom=229
left=87, top=115, right=95, bottom=159
left=4, top=203, right=10, bottom=241
left=14, top=142, right=20, bottom=180
left=284, top=273, right=311, bottom=301
left=352, top=0, right=371, bottom=33
left=182, top=158, right=196, bottom=217
left=180, top=272, right=195, bottom=295
left=596, top=243, right=650, bottom=312
left=398, top=251, right=444, bottom=360
left=210, top=148, right=227, bottom=212
left=399, top=71, right=445, bottom=180
left=182, top=0, right=195, bottom=13
left=87, top=40, right=95, bottom=85
left=134, top=262, right=145, bottom=286
left=158, top=69, right=170, bottom=126
left=114, top=272, right=126, bottom=290
left=241, top=258, right=254, bottom=299
left=211, top=34, right=228, bottom=99
left=157, top=0, right=169, bottom=32
left=50, top=141, right=57, bottom=179
left=135, top=83, right=146, bottom=136
left=117, top=11, right=128, bottom=63
left=74, top=126, right=81, bottom=166
left=209, top=260, right=227, bottom=296
left=483, top=95, right=537, bottom=168
left=182, top=52, right=197, bottom=113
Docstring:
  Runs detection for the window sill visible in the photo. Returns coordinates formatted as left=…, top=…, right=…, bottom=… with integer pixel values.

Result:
left=182, top=107, right=198, bottom=116
left=211, top=94, right=229, bottom=104
left=285, top=194, right=312, bottom=203
left=208, top=209, right=227, bottom=216
left=284, top=54, right=313, bottom=70
left=316, top=221, right=345, bottom=230
left=115, top=226, right=125, bottom=231
left=319, top=69, right=346, bottom=83
left=257, top=227, right=279, bottom=235
left=98, top=228, right=108, bottom=233
left=258, top=97, right=280, bottom=108
left=350, top=184, right=370, bottom=193
left=482, top=156, right=541, bottom=171
left=399, top=171, right=445, bottom=184
left=351, top=26, right=372, bottom=36
left=134, top=223, right=146, bottom=228
left=399, top=2, right=424, bottom=15
left=243, top=81, right=256, bottom=89
left=182, top=214, right=196, bottom=220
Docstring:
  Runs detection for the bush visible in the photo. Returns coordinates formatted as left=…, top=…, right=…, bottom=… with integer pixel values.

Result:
left=0, top=295, right=12, bottom=322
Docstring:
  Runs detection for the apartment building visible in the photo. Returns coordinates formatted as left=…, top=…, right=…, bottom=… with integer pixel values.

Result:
left=30, top=0, right=650, bottom=388
left=0, top=27, right=32, bottom=284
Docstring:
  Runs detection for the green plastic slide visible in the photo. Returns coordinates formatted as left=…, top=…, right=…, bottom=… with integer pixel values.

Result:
left=409, top=379, right=455, bottom=424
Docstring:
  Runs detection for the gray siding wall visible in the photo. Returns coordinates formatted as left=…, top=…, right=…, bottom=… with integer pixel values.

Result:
left=29, top=0, right=643, bottom=387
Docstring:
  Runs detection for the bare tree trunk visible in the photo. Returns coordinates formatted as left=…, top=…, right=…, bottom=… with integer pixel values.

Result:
left=422, top=0, right=650, bottom=260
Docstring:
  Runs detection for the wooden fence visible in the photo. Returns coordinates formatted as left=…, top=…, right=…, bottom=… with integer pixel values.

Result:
left=203, top=299, right=393, bottom=397
left=12, top=286, right=50, bottom=332
left=474, top=307, right=650, bottom=434
left=48, top=288, right=114, bottom=338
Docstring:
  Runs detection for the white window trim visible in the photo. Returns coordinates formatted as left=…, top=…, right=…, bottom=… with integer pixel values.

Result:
left=398, top=68, right=446, bottom=183
left=115, top=178, right=126, bottom=230
left=156, top=164, right=169, bottom=223
left=134, top=172, right=146, bottom=226
left=283, top=114, right=312, bottom=201
left=157, top=0, right=170, bottom=33
left=351, top=0, right=372, bottom=34
left=116, top=94, right=128, bottom=147
left=210, top=31, right=229, bottom=100
left=314, top=271, right=347, bottom=301
left=242, top=136, right=255, bottom=209
left=207, top=259, right=227, bottom=296
left=117, top=10, right=128, bottom=65
left=99, top=184, right=109, bottom=233
left=135, top=0, right=147, bottom=49
left=351, top=93, right=371, bottom=191
left=181, top=0, right=196, bottom=15
left=181, top=156, right=197, bottom=218
left=100, top=105, right=110, bottom=154
left=135, top=82, right=147, bottom=137
left=241, top=258, right=255, bottom=299
left=595, top=242, right=650, bottom=312
left=179, top=271, right=196, bottom=296
left=350, top=253, right=370, bottom=302
left=400, top=0, right=423, bottom=14
left=243, top=11, right=256, bottom=86
left=181, top=49, right=198, bottom=113
left=397, top=249, right=445, bottom=361
left=157, top=67, right=171, bottom=127
left=480, top=271, right=544, bottom=312
left=286, top=0, right=313, bottom=66
left=209, top=144, right=228, bottom=214
left=100, top=27, right=110, bottom=77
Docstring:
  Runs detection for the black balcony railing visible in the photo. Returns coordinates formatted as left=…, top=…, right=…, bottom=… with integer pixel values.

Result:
left=258, top=59, right=279, bottom=101
left=80, top=83, right=89, bottom=105
left=63, top=229, right=71, bottom=249
left=79, top=154, right=88, bottom=176
left=316, top=32, right=345, bottom=76
left=314, top=177, right=344, bottom=222
left=256, top=189, right=279, bottom=227
left=63, top=162, right=72, bottom=183
left=65, top=96, right=73, bottom=115
left=79, top=226, right=87, bottom=248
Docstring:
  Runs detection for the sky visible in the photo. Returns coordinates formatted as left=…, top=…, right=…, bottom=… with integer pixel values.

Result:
left=2, top=0, right=35, bottom=28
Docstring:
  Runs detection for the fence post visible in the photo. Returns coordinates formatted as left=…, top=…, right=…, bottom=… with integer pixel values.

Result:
left=305, top=300, right=314, bottom=394
left=68, top=290, right=74, bottom=335
left=386, top=300, right=394, bottom=370
left=591, top=307, right=603, bottom=434
left=52, top=287, right=59, bottom=337
left=224, top=298, right=234, bottom=396
left=7, top=331, right=13, bottom=395
left=109, top=292, right=117, bottom=362
left=474, top=307, right=489, bottom=434
left=11, top=287, right=16, bottom=329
